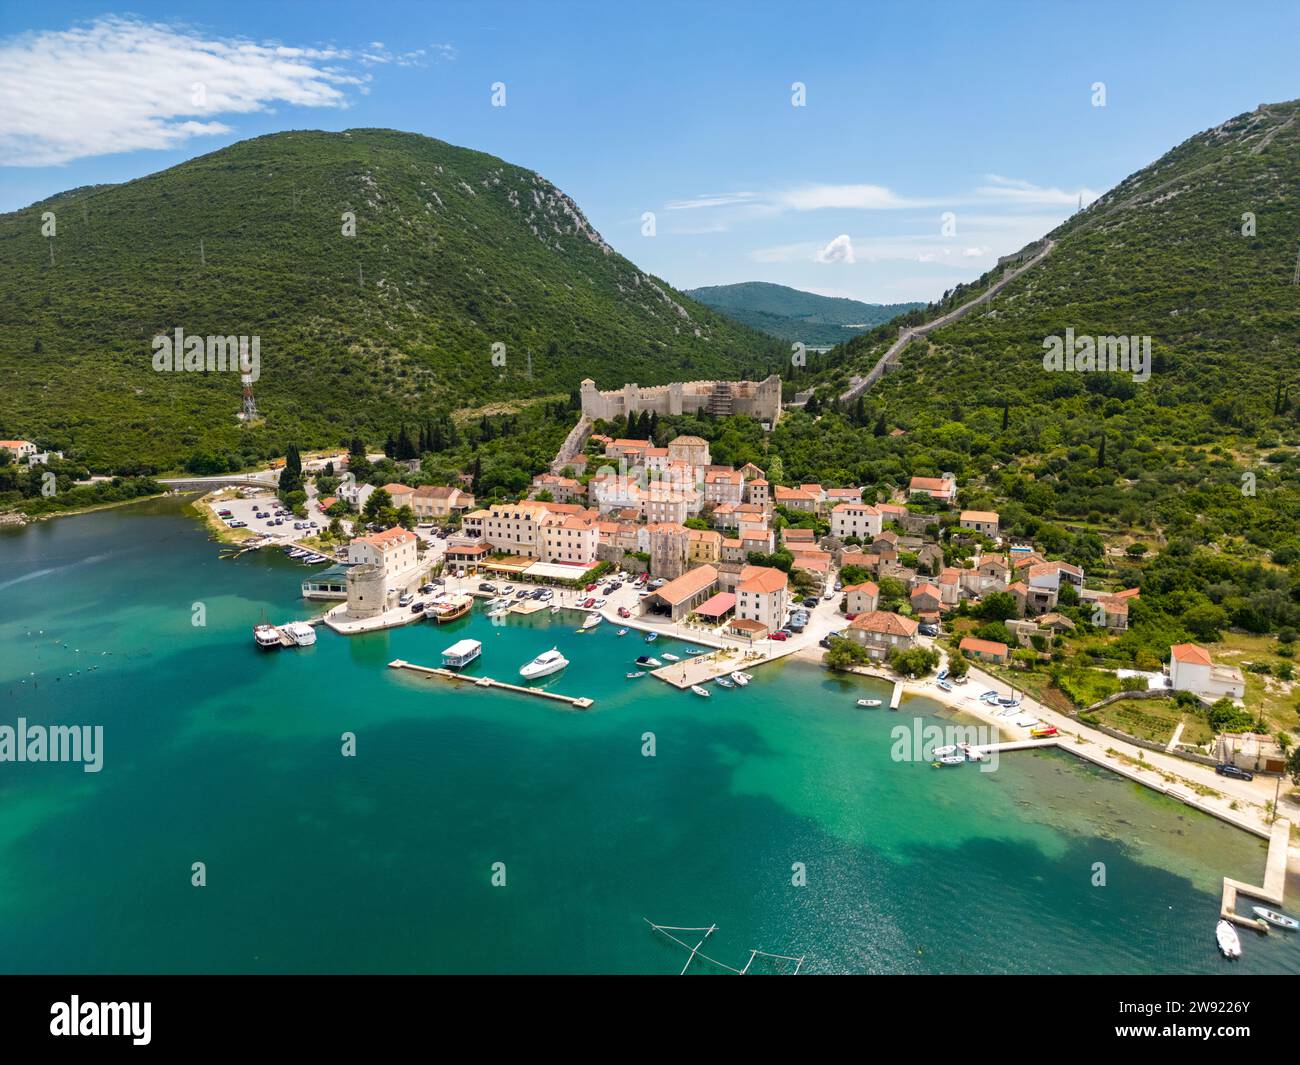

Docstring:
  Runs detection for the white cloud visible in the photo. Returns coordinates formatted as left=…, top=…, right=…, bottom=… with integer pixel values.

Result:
left=665, top=192, right=757, bottom=210
left=0, top=16, right=446, bottom=166
left=780, top=183, right=915, bottom=211
left=977, top=173, right=1098, bottom=207
left=814, top=234, right=856, bottom=264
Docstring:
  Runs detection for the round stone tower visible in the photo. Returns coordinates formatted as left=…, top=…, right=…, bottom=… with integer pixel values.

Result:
left=346, top=563, right=386, bottom=620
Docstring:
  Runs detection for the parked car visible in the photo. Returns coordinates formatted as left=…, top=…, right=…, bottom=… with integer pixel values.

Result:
left=418, top=585, right=434, bottom=595
left=585, top=582, right=599, bottom=592
left=410, top=601, right=425, bottom=614
left=1215, top=764, right=1254, bottom=781
left=618, top=607, right=631, bottom=618
left=802, top=597, right=819, bottom=608
left=398, top=594, right=413, bottom=607
left=769, top=630, right=790, bottom=641
left=918, top=624, right=939, bottom=637
left=478, top=582, right=497, bottom=593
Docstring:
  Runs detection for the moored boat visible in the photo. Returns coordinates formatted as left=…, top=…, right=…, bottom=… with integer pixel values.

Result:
left=1252, top=907, right=1299, bottom=930
left=1216, top=919, right=1242, bottom=958
left=626, top=670, right=646, bottom=679
left=729, top=671, right=749, bottom=687
left=856, top=698, right=882, bottom=708
left=616, top=628, right=629, bottom=636
left=519, top=648, right=569, bottom=680
left=636, top=655, right=662, bottom=668
left=253, top=623, right=283, bottom=650
left=932, top=744, right=958, bottom=756
left=280, top=621, right=317, bottom=647
left=425, top=594, right=473, bottom=623
left=581, top=612, right=603, bottom=630
left=690, top=684, right=710, bottom=698
left=931, top=754, right=966, bottom=767
left=716, top=677, right=735, bottom=689
left=661, top=652, right=680, bottom=662
left=644, top=632, right=658, bottom=643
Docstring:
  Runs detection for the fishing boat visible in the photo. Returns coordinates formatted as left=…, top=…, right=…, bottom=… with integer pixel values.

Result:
left=1252, top=907, right=1299, bottom=931
left=253, top=623, right=283, bottom=650
left=644, top=632, right=658, bottom=643
left=1216, top=920, right=1242, bottom=958
left=626, top=670, right=646, bottom=679
left=580, top=613, right=603, bottom=631
left=280, top=621, right=317, bottom=647
left=997, top=697, right=1021, bottom=708
left=716, top=677, right=735, bottom=689
left=1030, top=725, right=1059, bottom=738
left=519, top=648, right=569, bottom=680
left=616, top=628, right=629, bottom=636
left=661, top=652, right=680, bottom=662
left=636, top=655, right=662, bottom=669
left=690, top=685, right=711, bottom=698
left=856, top=698, right=882, bottom=708
left=931, top=755, right=966, bottom=767
left=729, top=671, right=750, bottom=687
left=936, top=678, right=953, bottom=691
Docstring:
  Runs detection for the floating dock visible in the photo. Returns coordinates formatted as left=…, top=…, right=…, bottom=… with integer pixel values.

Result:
left=388, top=659, right=593, bottom=709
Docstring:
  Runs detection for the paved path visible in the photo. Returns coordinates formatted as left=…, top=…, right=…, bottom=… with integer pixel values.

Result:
left=839, top=238, right=1055, bottom=404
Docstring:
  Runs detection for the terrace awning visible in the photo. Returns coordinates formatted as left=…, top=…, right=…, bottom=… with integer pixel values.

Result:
left=693, top=592, right=736, bottom=618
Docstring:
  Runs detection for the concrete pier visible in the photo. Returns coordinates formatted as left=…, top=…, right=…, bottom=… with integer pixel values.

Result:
left=1219, top=818, right=1291, bottom=931
left=388, top=659, right=594, bottom=709
left=889, top=681, right=904, bottom=710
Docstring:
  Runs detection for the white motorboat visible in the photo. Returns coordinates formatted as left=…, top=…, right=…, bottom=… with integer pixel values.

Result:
left=856, top=698, right=882, bottom=708
left=626, top=671, right=646, bottom=679
left=729, top=671, right=750, bottom=687
left=616, top=628, right=629, bottom=636
left=581, top=613, right=603, bottom=630
left=635, top=655, right=662, bottom=669
left=661, top=652, right=680, bottom=662
left=1216, top=919, right=1242, bottom=958
left=1252, top=907, right=1299, bottom=930
left=932, top=754, right=966, bottom=766
left=519, top=648, right=569, bottom=680
left=280, top=621, right=317, bottom=647
left=932, top=744, right=958, bottom=756
left=691, top=685, right=710, bottom=698
left=716, top=677, right=735, bottom=689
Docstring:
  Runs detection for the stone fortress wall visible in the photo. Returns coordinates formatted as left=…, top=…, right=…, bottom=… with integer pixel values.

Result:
left=579, top=375, right=782, bottom=424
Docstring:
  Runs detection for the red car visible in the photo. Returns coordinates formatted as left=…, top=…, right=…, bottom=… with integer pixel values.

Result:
left=618, top=606, right=631, bottom=618
left=585, top=582, right=599, bottom=592
left=769, top=631, right=789, bottom=641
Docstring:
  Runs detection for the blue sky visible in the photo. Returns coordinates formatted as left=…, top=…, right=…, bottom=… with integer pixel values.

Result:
left=1, top=1, right=1297, bottom=302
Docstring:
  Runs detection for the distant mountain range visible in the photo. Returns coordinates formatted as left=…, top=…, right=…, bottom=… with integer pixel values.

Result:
left=685, top=282, right=923, bottom=346
left=0, top=129, right=783, bottom=471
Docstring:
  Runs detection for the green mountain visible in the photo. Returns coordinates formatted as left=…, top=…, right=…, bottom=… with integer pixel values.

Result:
left=768, top=100, right=1298, bottom=611
left=0, top=129, right=783, bottom=472
left=686, top=281, right=922, bottom=346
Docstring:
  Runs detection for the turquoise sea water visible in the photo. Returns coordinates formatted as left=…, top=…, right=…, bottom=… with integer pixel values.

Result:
left=0, top=496, right=1296, bottom=974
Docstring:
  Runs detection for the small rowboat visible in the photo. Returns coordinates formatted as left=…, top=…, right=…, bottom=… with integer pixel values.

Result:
left=626, top=671, right=646, bottom=679
left=686, top=648, right=705, bottom=655
left=691, top=685, right=710, bottom=698
left=616, top=628, right=629, bottom=636
left=1252, top=907, right=1299, bottom=930
left=856, top=698, right=882, bottom=708
left=936, top=679, right=953, bottom=691
left=932, top=744, right=958, bottom=756
left=644, top=632, right=658, bottom=643
left=716, top=678, right=735, bottom=689
left=931, top=755, right=965, bottom=767
left=1030, top=725, right=1058, bottom=738
left=1216, top=920, right=1242, bottom=958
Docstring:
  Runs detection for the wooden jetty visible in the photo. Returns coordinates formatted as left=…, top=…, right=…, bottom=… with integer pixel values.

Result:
left=388, top=659, right=594, bottom=709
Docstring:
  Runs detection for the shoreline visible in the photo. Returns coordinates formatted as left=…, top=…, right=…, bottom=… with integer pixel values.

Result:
left=0, top=491, right=172, bottom=526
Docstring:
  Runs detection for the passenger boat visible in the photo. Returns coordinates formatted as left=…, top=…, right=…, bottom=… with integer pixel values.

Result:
left=425, top=595, right=472, bottom=623
left=626, top=671, right=646, bottom=679
left=519, top=648, right=569, bottom=680
left=644, top=632, right=658, bottom=643
left=1216, top=920, right=1242, bottom=958
left=616, top=628, right=629, bottom=636
left=730, top=671, right=750, bottom=687
left=1252, top=907, right=1299, bottom=931
left=931, top=754, right=966, bottom=767
left=580, top=613, right=603, bottom=631
left=280, top=621, right=317, bottom=647
left=690, top=685, right=710, bottom=698
left=253, top=623, right=283, bottom=650
left=856, top=698, right=882, bottom=708
left=661, top=652, right=680, bottom=662
left=441, top=639, right=482, bottom=669
left=635, top=655, right=662, bottom=669
left=1030, top=725, right=1059, bottom=738
left=716, top=677, right=735, bottom=689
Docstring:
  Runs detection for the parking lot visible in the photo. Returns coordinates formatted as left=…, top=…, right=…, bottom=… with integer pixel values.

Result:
left=207, top=491, right=330, bottom=546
